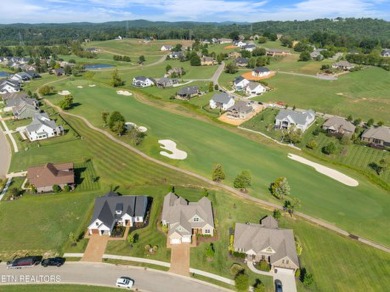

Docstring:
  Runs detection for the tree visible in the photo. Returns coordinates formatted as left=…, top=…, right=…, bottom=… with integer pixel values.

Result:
left=270, top=177, right=290, bottom=200
left=110, top=69, right=124, bottom=87
left=208, top=82, right=214, bottom=92
left=224, top=62, right=238, bottom=74
left=112, top=120, right=126, bottom=136
left=190, top=54, right=201, bottom=66
left=284, top=197, right=301, bottom=215
left=302, top=270, right=314, bottom=288
left=108, top=111, right=125, bottom=130
left=9, top=187, right=21, bottom=197
left=212, top=164, right=225, bottom=182
left=233, top=170, right=251, bottom=191
left=353, top=118, right=362, bottom=126
left=39, top=85, right=55, bottom=96
left=64, top=65, right=72, bottom=75
left=378, top=157, right=390, bottom=174
left=377, top=121, right=384, bottom=126
left=235, top=272, right=249, bottom=292
left=69, top=232, right=77, bottom=246
left=63, top=185, right=71, bottom=192
left=306, top=139, right=318, bottom=149
left=59, top=95, right=73, bottom=110
left=322, top=142, right=337, bottom=155
left=102, top=111, right=110, bottom=127
left=299, top=51, right=311, bottom=61
left=273, top=209, right=281, bottom=219
left=52, top=184, right=61, bottom=193
left=204, top=243, right=215, bottom=259
left=252, top=48, right=266, bottom=56
left=165, top=64, right=172, bottom=72
left=138, top=55, right=146, bottom=63
left=367, top=118, right=374, bottom=127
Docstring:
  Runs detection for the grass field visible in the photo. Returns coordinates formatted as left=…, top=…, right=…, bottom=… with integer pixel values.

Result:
left=1, top=285, right=119, bottom=291
left=253, top=66, right=390, bottom=125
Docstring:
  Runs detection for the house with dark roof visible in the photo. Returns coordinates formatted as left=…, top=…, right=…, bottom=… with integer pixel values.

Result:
left=53, top=68, right=65, bottom=76
left=233, top=76, right=250, bottom=91
left=165, top=67, right=185, bottom=78
left=10, top=72, right=32, bottom=83
left=361, top=126, right=390, bottom=147
left=10, top=96, right=40, bottom=120
left=88, top=192, right=149, bottom=236
left=234, top=57, right=249, bottom=67
left=275, top=109, right=315, bottom=132
left=322, top=116, right=355, bottom=136
left=227, top=101, right=253, bottom=119
left=209, top=92, right=235, bottom=110
left=252, top=67, right=271, bottom=77
left=243, top=44, right=257, bottom=52
left=132, top=76, right=155, bottom=87
left=27, top=162, right=74, bottom=193
left=310, top=48, right=326, bottom=60
left=332, top=61, right=355, bottom=70
left=25, top=113, right=64, bottom=141
left=233, top=216, right=299, bottom=272
left=176, top=86, right=200, bottom=100
left=0, top=79, right=21, bottom=94
left=381, top=49, right=390, bottom=57
left=2, top=92, right=35, bottom=111
left=161, top=192, right=214, bottom=244
left=169, top=51, right=184, bottom=59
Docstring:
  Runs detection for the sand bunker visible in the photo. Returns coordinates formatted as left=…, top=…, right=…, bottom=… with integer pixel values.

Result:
left=125, top=122, right=137, bottom=130
left=58, top=90, right=71, bottom=95
left=137, top=126, right=147, bottom=133
left=89, top=84, right=96, bottom=87
left=288, top=153, right=359, bottom=187
left=117, top=90, right=132, bottom=96
left=159, top=139, right=187, bottom=160
left=77, top=86, right=83, bottom=89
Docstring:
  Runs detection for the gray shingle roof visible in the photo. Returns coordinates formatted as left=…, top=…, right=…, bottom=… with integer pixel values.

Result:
left=362, top=126, right=390, bottom=143
left=228, top=101, right=252, bottom=114
left=253, top=67, right=269, bottom=73
left=212, top=92, right=233, bottom=104
left=26, top=113, right=57, bottom=133
left=247, top=81, right=263, bottom=91
left=323, top=116, right=355, bottom=133
left=275, top=109, right=315, bottom=126
left=177, top=86, right=199, bottom=96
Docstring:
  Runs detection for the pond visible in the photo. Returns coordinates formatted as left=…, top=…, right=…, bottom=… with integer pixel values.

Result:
left=84, top=64, right=114, bottom=70
left=0, top=71, right=10, bottom=77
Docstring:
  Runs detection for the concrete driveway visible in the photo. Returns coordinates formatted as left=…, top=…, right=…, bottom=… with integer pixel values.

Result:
left=81, top=235, right=108, bottom=262
left=169, top=243, right=190, bottom=276
left=273, top=268, right=297, bottom=292
left=0, top=128, right=11, bottom=178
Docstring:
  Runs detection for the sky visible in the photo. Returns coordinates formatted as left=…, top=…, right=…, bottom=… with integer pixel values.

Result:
left=0, top=0, right=389, bottom=24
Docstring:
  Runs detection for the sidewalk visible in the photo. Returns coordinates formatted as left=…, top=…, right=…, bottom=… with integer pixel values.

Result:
left=0, top=114, right=18, bottom=153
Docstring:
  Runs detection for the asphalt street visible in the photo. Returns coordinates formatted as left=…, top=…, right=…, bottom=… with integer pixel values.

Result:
left=0, top=262, right=229, bottom=292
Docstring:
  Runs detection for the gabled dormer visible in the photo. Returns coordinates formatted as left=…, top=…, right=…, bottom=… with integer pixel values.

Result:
left=261, top=246, right=276, bottom=254
left=190, top=214, right=204, bottom=223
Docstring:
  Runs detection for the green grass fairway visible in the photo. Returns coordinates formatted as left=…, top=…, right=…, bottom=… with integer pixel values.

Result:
left=44, top=81, right=390, bottom=246
left=1, top=285, right=119, bottom=291
left=255, top=66, right=390, bottom=124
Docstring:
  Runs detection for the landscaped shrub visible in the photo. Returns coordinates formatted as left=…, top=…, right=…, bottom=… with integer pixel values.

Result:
left=230, top=263, right=244, bottom=276
left=52, top=184, right=61, bottom=193
left=256, top=260, right=271, bottom=271
left=63, top=185, right=71, bottom=192
left=235, top=272, right=249, bottom=292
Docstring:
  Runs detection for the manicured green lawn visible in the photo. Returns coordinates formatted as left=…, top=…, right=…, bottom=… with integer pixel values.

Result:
left=254, top=66, right=390, bottom=125
left=1, top=285, right=119, bottom=291
left=42, top=81, right=390, bottom=246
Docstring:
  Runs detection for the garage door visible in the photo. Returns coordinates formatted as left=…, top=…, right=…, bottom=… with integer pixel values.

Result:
left=276, top=268, right=295, bottom=275
left=91, top=229, right=99, bottom=235
left=170, top=238, right=181, bottom=244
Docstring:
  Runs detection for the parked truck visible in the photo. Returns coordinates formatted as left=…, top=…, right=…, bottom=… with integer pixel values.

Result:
left=7, top=256, right=42, bottom=269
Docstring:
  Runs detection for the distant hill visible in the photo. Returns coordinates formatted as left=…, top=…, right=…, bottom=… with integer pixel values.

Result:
left=0, top=18, right=388, bottom=48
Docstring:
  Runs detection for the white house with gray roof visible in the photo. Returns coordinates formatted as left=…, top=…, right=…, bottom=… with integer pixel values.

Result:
left=0, top=79, right=21, bottom=94
left=25, top=113, right=64, bottom=141
left=209, top=92, right=235, bottom=111
left=132, top=76, right=154, bottom=87
left=227, top=101, right=253, bottom=119
left=252, top=67, right=271, bottom=78
left=161, top=192, right=214, bottom=244
left=246, top=82, right=266, bottom=96
left=275, top=109, right=315, bottom=132
left=233, top=216, right=299, bottom=272
left=88, top=192, right=149, bottom=236
left=233, top=76, right=250, bottom=91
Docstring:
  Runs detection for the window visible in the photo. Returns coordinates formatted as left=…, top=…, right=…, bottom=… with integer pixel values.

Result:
left=286, top=260, right=289, bottom=264
left=282, top=259, right=285, bottom=264
left=205, top=229, right=210, bottom=234
left=194, top=217, right=199, bottom=222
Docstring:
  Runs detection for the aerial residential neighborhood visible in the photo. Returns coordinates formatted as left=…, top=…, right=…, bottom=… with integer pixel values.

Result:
left=0, top=2, right=389, bottom=292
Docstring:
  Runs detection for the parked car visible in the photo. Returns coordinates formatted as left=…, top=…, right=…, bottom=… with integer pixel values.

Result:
left=275, top=279, right=283, bottom=292
left=116, top=276, right=134, bottom=289
left=7, top=256, right=42, bottom=269
left=41, top=257, right=65, bottom=267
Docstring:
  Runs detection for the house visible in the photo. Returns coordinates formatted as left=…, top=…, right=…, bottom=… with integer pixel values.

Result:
left=25, top=113, right=64, bottom=141
left=13, top=102, right=40, bottom=120
left=310, top=49, right=326, bottom=60
left=176, top=86, right=200, bottom=100
left=161, top=192, right=214, bottom=244
left=322, top=116, right=355, bottom=136
left=228, top=52, right=241, bottom=59
left=88, top=192, right=149, bottom=236
left=233, top=76, right=250, bottom=91
left=361, top=126, right=390, bottom=147
left=252, top=67, right=271, bottom=78
left=381, top=49, right=390, bottom=57
left=169, top=51, right=184, bottom=59
left=132, top=76, right=155, bottom=87
left=234, top=57, right=249, bottom=67
left=85, top=47, right=99, bottom=53
left=53, top=68, right=65, bottom=76
left=243, top=44, right=257, bottom=52
left=227, top=101, right=253, bottom=119
left=2, top=92, right=37, bottom=112
left=209, top=93, right=235, bottom=110
left=275, top=109, right=316, bottom=132
left=165, top=67, right=185, bottom=78
left=219, top=38, right=233, bottom=44
left=10, top=72, right=32, bottom=83
left=235, top=41, right=247, bottom=48
left=332, top=61, right=355, bottom=70
left=201, top=56, right=216, bottom=66
left=25, top=70, right=41, bottom=79
left=156, top=77, right=178, bottom=88
left=27, top=162, right=75, bottom=193
left=161, top=45, right=173, bottom=51
left=245, top=82, right=266, bottom=96
left=0, top=79, right=21, bottom=94
left=233, top=216, right=299, bottom=272
left=266, top=49, right=291, bottom=57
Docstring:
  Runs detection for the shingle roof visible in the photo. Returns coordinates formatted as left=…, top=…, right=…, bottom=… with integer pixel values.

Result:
left=228, top=101, right=252, bottom=114
left=362, top=126, right=390, bottom=143
left=212, top=92, right=233, bottom=104
left=275, top=109, right=315, bottom=126
left=323, top=116, right=355, bottom=133
left=177, top=86, right=199, bottom=96
left=247, top=81, right=263, bottom=91
left=253, top=67, right=270, bottom=73
left=27, top=162, right=74, bottom=189
left=26, top=113, right=58, bottom=133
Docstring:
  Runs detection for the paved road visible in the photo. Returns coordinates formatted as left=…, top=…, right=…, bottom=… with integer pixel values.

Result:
left=0, top=262, right=230, bottom=292
left=0, top=124, right=11, bottom=179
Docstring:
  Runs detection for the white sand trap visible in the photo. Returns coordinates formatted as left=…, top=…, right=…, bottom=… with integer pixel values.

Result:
left=77, top=86, right=83, bottom=89
left=159, top=139, right=187, bottom=160
left=117, top=90, right=132, bottom=96
left=89, top=84, right=96, bottom=87
left=125, top=122, right=137, bottom=130
left=288, top=153, right=359, bottom=187
left=58, top=90, right=71, bottom=96
left=137, top=126, right=147, bottom=133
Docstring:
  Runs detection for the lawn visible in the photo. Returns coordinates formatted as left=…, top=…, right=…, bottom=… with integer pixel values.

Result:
left=253, top=66, right=390, bottom=125
left=1, top=285, right=119, bottom=291
left=43, top=81, right=390, bottom=247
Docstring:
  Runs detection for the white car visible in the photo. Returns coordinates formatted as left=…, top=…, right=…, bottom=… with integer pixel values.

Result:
left=116, top=276, right=134, bottom=289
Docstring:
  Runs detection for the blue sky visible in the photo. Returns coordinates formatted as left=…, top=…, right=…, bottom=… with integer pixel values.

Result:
left=0, top=0, right=389, bottom=24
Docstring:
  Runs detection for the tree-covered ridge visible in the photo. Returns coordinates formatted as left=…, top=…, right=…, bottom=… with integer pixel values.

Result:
left=0, top=18, right=388, bottom=47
